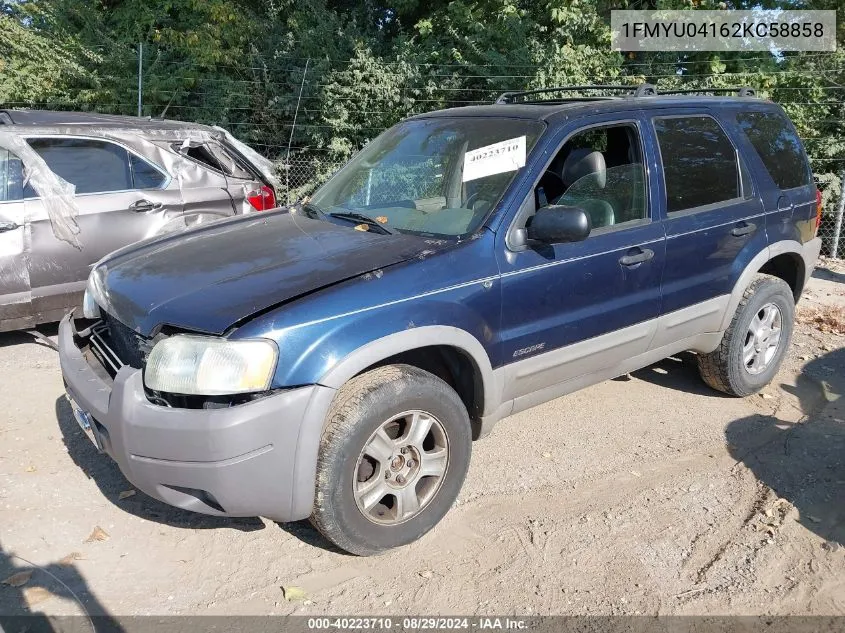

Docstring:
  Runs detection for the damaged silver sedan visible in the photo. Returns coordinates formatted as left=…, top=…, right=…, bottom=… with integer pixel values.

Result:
left=0, top=109, right=279, bottom=332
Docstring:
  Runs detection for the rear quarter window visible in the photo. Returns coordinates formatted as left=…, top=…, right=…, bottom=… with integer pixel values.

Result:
left=174, top=141, right=254, bottom=180
left=736, top=110, right=811, bottom=190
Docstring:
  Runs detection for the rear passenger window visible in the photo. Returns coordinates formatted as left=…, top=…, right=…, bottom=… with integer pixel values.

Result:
left=129, top=154, right=167, bottom=189
left=654, top=116, right=741, bottom=214
left=737, top=111, right=811, bottom=190
left=27, top=138, right=132, bottom=194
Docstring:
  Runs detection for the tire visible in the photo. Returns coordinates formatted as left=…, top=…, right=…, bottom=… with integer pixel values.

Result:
left=697, top=273, right=795, bottom=397
left=310, top=364, right=472, bottom=556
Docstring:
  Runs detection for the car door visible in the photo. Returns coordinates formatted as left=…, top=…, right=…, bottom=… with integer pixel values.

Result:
left=649, top=110, right=766, bottom=349
left=0, top=147, right=33, bottom=329
left=24, top=137, right=184, bottom=318
left=496, top=116, right=666, bottom=405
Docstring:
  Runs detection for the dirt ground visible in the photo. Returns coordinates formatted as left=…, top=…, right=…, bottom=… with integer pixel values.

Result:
left=1, top=263, right=844, bottom=618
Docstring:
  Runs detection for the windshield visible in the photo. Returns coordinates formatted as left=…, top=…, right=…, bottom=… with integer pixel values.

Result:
left=309, top=117, right=544, bottom=238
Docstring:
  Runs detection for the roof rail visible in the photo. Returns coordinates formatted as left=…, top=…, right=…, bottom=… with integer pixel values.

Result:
left=658, top=86, right=757, bottom=97
left=495, top=83, right=656, bottom=104
left=494, top=84, right=758, bottom=105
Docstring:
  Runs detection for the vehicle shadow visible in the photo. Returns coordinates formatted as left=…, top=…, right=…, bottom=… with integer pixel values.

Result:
left=54, top=397, right=265, bottom=533
left=629, top=352, right=730, bottom=398
left=0, top=541, right=124, bottom=631
left=0, top=323, right=59, bottom=350
left=273, top=521, right=347, bottom=555
left=813, top=264, right=845, bottom=284
left=725, top=347, right=845, bottom=547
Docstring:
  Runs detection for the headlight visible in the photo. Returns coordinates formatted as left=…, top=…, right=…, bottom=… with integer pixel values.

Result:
left=82, top=288, right=101, bottom=319
left=84, top=267, right=107, bottom=319
left=144, top=335, right=278, bottom=396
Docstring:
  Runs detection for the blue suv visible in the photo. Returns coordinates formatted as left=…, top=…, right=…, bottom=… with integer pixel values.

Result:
left=59, top=85, right=822, bottom=555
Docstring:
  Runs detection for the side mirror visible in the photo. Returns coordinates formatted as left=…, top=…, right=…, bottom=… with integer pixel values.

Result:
left=526, top=205, right=591, bottom=244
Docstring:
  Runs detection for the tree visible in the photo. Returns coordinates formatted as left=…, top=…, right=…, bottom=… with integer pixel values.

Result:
left=0, top=2, right=101, bottom=106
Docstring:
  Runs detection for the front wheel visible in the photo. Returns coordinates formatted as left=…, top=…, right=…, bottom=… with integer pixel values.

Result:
left=698, top=273, right=795, bottom=396
left=311, top=364, right=471, bottom=556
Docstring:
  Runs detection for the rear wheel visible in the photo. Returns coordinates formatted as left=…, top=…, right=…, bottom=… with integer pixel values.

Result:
left=311, top=364, right=471, bottom=556
left=698, top=274, right=794, bottom=396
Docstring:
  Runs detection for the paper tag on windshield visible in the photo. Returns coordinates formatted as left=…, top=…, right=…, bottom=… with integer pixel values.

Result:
left=463, top=136, right=526, bottom=182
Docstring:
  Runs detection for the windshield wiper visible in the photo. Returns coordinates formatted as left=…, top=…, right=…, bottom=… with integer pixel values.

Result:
left=300, top=201, right=327, bottom=218
left=328, top=211, right=393, bottom=235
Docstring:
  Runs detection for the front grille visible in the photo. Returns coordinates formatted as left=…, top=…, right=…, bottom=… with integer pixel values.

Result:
left=89, top=323, right=123, bottom=377
left=98, top=313, right=152, bottom=369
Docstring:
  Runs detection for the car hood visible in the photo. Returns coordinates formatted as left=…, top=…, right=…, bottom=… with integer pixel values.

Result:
left=91, top=211, right=444, bottom=337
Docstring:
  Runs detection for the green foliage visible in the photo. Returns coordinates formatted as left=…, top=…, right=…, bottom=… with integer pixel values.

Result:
left=0, top=4, right=101, bottom=105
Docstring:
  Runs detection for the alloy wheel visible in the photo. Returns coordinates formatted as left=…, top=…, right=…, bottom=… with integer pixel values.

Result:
left=742, top=302, right=783, bottom=375
left=353, top=410, right=449, bottom=525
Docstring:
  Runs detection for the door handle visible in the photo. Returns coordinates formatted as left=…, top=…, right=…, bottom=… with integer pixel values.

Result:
left=129, top=199, right=160, bottom=213
left=619, top=248, right=654, bottom=267
left=0, top=221, right=19, bottom=233
left=730, top=221, right=756, bottom=237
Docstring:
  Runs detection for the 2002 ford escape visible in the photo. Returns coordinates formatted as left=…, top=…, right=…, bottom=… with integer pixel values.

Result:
left=59, top=85, right=822, bottom=555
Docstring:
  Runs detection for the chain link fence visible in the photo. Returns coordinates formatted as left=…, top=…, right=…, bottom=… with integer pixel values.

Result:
left=277, top=154, right=343, bottom=205
left=818, top=174, right=845, bottom=260
left=278, top=154, right=845, bottom=260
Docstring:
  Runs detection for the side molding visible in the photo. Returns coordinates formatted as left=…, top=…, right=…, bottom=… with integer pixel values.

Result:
left=317, top=325, right=501, bottom=417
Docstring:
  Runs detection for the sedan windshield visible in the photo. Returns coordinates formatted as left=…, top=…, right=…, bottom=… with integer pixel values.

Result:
left=309, top=117, right=545, bottom=238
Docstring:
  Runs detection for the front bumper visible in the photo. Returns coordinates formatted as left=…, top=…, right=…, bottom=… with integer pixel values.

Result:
left=58, top=314, right=335, bottom=521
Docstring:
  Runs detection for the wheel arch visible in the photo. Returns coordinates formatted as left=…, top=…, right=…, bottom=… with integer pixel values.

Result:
left=721, top=239, right=814, bottom=331
left=758, top=251, right=805, bottom=302
left=317, top=326, right=500, bottom=433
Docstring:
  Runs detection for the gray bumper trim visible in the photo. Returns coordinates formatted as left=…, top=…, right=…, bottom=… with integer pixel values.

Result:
left=58, top=314, right=335, bottom=521
left=799, top=236, right=822, bottom=290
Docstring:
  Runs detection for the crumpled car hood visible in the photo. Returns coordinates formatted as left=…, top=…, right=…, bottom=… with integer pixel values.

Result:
left=91, top=211, right=440, bottom=337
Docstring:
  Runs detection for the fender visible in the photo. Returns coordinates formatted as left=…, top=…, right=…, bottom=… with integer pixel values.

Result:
left=288, top=326, right=501, bottom=519
left=771, top=237, right=820, bottom=293
left=720, top=238, right=820, bottom=331
left=317, top=325, right=503, bottom=418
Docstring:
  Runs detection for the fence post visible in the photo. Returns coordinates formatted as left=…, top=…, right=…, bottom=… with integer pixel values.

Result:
left=832, top=170, right=845, bottom=260
left=285, top=58, right=310, bottom=204
left=137, top=43, right=143, bottom=117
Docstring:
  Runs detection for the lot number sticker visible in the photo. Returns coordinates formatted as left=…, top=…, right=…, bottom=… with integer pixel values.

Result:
left=463, top=136, right=526, bottom=182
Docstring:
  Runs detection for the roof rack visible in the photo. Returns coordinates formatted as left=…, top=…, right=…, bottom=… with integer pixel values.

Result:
left=495, top=84, right=759, bottom=104
left=495, top=83, right=657, bottom=104
left=658, top=86, right=757, bottom=97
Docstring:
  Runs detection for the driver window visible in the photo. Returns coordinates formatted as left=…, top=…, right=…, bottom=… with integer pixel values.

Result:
left=535, top=123, right=648, bottom=231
